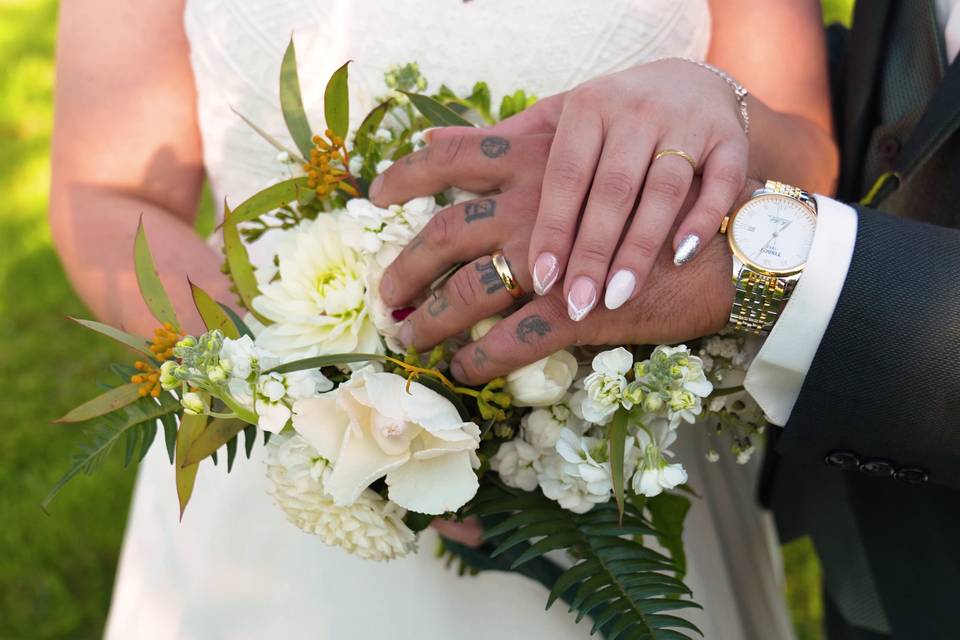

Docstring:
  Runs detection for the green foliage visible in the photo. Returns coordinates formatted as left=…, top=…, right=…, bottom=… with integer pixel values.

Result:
left=646, top=493, right=691, bottom=578
left=609, top=409, right=629, bottom=519
left=69, top=317, right=152, bottom=357
left=403, top=92, right=474, bottom=127
left=221, top=203, right=271, bottom=324
left=175, top=409, right=207, bottom=519
left=354, top=99, right=392, bottom=156
left=279, top=38, right=315, bottom=159
left=182, top=417, right=247, bottom=467
left=499, top=89, right=538, bottom=120
left=54, top=382, right=142, bottom=423
left=42, top=390, right=181, bottom=512
left=190, top=282, right=240, bottom=339
left=133, top=219, right=180, bottom=330
left=324, top=61, right=351, bottom=139
left=467, top=484, right=701, bottom=639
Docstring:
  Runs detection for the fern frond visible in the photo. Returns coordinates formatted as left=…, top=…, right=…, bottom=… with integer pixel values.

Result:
left=466, top=483, right=702, bottom=640
left=43, top=392, right=180, bottom=511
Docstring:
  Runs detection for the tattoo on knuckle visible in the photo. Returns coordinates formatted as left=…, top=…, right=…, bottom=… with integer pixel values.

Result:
left=515, top=315, right=552, bottom=344
left=464, top=198, right=497, bottom=223
left=426, top=291, right=449, bottom=317
left=480, top=136, right=511, bottom=159
left=475, top=259, right=505, bottom=294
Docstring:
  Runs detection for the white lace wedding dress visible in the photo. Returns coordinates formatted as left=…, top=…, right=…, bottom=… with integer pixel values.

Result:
left=105, top=1, right=795, bottom=638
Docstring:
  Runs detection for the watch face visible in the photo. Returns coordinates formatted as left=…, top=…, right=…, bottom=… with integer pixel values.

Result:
left=729, top=194, right=817, bottom=274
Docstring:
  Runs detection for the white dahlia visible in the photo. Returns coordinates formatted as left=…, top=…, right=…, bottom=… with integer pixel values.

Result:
left=265, top=432, right=417, bottom=561
left=252, top=215, right=381, bottom=357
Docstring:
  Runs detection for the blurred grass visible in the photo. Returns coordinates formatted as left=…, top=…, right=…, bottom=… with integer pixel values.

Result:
left=0, top=0, right=852, bottom=638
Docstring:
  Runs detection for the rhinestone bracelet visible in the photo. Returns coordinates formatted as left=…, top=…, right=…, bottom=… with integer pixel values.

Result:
left=676, top=57, right=750, bottom=136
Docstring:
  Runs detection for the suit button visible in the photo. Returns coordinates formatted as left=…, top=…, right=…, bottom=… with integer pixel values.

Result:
left=877, top=136, right=901, bottom=159
left=895, top=467, right=929, bottom=484
left=825, top=450, right=859, bottom=470
left=859, top=459, right=894, bottom=478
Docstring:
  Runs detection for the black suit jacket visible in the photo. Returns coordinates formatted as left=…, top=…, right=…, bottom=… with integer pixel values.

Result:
left=763, top=2, right=960, bottom=638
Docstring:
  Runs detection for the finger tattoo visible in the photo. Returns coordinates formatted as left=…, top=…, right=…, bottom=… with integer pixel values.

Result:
left=473, top=347, right=489, bottom=367
left=427, top=291, right=449, bottom=316
left=480, top=136, right=511, bottom=158
left=464, top=198, right=496, bottom=223
left=516, top=315, right=551, bottom=343
left=476, top=260, right=505, bottom=294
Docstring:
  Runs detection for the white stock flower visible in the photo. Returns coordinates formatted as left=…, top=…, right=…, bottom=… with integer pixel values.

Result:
left=631, top=420, right=687, bottom=498
left=252, top=216, right=381, bottom=358
left=490, top=439, right=540, bottom=492
left=218, top=335, right=261, bottom=380
left=523, top=399, right=586, bottom=451
left=506, top=349, right=578, bottom=408
left=265, top=432, right=417, bottom=561
left=341, top=196, right=439, bottom=268
left=225, top=359, right=332, bottom=434
left=537, top=450, right=609, bottom=514
left=292, top=367, right=480, bottom=515
left=580, top=347, right=634, bottom=423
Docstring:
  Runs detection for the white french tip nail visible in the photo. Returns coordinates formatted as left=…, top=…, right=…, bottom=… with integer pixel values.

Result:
left=567, top=276, right=598, bottom=322
left=533, top=253, right=560, bottom=295
left=604, top=270, right=636, bottom=310
left=673, top=234, right=702, bottom=266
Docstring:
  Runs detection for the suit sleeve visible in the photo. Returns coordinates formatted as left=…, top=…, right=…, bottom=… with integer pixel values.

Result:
left=775, top=206, right=960, bottom=488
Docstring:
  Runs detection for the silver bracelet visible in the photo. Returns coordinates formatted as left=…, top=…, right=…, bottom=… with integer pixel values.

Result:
left=676, top=57, right=750, bottom=136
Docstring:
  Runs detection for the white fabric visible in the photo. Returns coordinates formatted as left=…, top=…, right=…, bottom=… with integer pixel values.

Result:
left=745, top=197, right=858, bottom=426
left=106, top=2, right=794, bottom=639
left=936, top=0, right=960, bottom=62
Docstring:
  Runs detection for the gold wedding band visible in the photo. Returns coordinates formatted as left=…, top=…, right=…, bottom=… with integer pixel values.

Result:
left=491, top=250, right=525, bottom=299
left=654, top=148, right=698, bottom=172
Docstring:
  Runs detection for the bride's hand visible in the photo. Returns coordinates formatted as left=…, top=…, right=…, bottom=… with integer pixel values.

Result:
left=428, top=58, right=748, bottom=321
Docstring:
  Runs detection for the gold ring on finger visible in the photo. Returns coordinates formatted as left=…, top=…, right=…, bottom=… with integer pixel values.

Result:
left=653, top=148, right=698, bottom=172
left=490, top=250, right=525, bottom=299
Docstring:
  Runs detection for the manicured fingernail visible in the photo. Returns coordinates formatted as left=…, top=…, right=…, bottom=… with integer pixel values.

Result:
left=604, top=270, right=636, bottom=310
left=398, top=322, right=414, bottom=348
left=422, top=127, right=441, bottom=144
left=532, top=253, right=560, bottom=295
left=673, top=234, right=701, bottom=266
left=567, top=276, right=597, bottom=322
left=369, top=174, right=384, bottom=201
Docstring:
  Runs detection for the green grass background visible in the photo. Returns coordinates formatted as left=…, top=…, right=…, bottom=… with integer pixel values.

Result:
left=0, top=0, right=852, bottom=637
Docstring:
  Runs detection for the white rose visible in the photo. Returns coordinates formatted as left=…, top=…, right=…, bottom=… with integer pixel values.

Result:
left=506, top=349, right=578, bottom=407
left=292, top=367, right=481, bottom=515
left=469, top=315, right=502, bottom=341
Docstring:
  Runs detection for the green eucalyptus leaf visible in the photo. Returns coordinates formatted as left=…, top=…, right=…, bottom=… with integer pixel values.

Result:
left=182, top=417, right=248, bottom=467
left=54, top=383, right=142, bottom=423
left=609, top=408, right=629, bottom=521
left=324, top=61, right=350, bottom=139
left=403, top=92, right=474, bottom=127
left=69, top=318, right=153, bottom=357
left=137, top=420, right=157, bottom=462
left=222, top=204, right=271, bottom=325
left=190, top=281, right=240, bottom=339
left=134, top=218, right=180, bottom=329
left=218, top=303, right=255, bottom=339
left=355, top=99, right=392, bottom=156
left=266, top=352, right=386, bottom=374
left=176, top=410, right=207, bottom=520
left=160, top=413, right=177, bottom=464
left=279, top=38, right=315, bottom=159
left=227, top=177, right=312, bottom=225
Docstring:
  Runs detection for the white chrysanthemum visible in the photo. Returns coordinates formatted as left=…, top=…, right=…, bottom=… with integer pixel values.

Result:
left=265, top=432, right=417, bottom=561
left=490, top=439, right=540, bottom=492
left=252, top=216, right=381, bottom=358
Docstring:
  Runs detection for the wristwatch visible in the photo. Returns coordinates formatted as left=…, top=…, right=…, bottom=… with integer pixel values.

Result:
left=720, top=180, right=818, bottom=335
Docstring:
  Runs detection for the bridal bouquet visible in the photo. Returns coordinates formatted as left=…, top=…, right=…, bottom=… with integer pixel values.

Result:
left=48, top=41, right=766, bottom=639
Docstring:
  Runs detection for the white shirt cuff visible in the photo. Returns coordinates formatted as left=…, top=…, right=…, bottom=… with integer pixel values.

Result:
left=743, top=196, right=859, bottom=426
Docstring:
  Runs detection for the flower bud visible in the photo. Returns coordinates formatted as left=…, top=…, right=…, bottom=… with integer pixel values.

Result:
left=176, top=336, right=197, bottom=349
left=643, top=393, right=664, bottom=413
left=181, top=392, right=205, bottom=415
left=207, top=365, right=227, bottom=384
left=159, top=360, right=179, bottom=390
left=622, top=381, right=644, bottom=407
left=470, top=315, right=503, bottom=341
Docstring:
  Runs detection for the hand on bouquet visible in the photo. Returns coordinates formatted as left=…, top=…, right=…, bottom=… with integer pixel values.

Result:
left=370, top=129, right=747, bottom=384
left=421, top=58, right=749, bottom=321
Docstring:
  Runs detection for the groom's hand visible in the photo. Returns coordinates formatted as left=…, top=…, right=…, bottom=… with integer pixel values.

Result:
left=371, top=129, right=740, bottom=384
